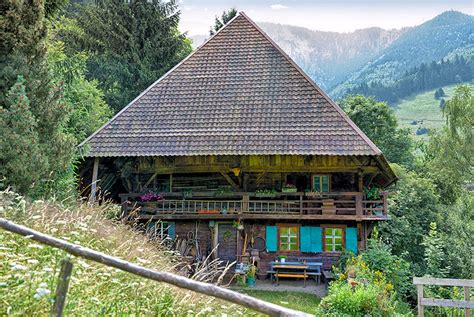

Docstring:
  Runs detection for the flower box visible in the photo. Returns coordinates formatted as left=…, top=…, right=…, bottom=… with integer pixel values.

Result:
left=197, top=209, right=220, bottom=214
left=282, top=187, right=297, bottom=193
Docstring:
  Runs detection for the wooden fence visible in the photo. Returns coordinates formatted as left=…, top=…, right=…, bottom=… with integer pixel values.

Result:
left=414, top=277, right=473, bottom=317
left=0, top=218, right=311, bottom=317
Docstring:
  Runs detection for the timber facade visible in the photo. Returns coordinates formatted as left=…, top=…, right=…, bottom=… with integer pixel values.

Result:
left=79, top=13, right=396, bottom=273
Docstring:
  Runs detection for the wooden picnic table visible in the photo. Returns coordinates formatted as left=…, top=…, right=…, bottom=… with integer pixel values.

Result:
left=273, top=264, right=310, bottom=287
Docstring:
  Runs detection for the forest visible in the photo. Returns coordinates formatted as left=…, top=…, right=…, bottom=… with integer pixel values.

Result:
left=346, top=55, right=473, bottom=104
left=0, top=0, right=473, bottom=315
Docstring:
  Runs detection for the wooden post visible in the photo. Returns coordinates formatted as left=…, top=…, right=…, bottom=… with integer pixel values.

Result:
left=382, top=192, right=388, bottom=216
left=465, top=286, right=471, bottom=317
left=242, top=195, right=249, bottom=214
left=89, top=157, right=99, bottom=203
left=355, top=193, right=363, bottom=218
left=299, top=194, right=303, bottom=215
left=169, top=173, right=173, bottom=192
left=0, top=218, right=310, bottom=317
left=52, top=258, right=73, bottom=317
left=417, top=284, right=424, bottom=317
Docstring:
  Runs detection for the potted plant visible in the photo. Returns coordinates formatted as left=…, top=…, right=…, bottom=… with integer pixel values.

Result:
left=232, top=220, right=244, bottom=231
left=140, top=191, right=163, bottom=208
left=282, top=183, right=297, bottom=193
left=236, top=274, right=246, bottom=287
left=255, top=189, right=277, bottom=198
left=304, top=189, right=321, bottom=197
left=278, top=255, right=287, bottom=263
left=363, top=185, right=380, bottom=201
left=246, top=265, right=256, bottom=287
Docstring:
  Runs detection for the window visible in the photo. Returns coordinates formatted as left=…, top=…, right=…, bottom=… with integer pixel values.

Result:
left=147, top=222, right=171, bottom=240
left=313, top=175, right=330, bottom=192
left=278, top=224, right=299, bottom=251
left=323, top=226, right=345, bottom=252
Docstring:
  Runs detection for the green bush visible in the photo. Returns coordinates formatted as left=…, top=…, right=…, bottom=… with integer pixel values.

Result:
left=318, top=256, right=412, bottom=316
left=362, top=235, right=413, bottom=302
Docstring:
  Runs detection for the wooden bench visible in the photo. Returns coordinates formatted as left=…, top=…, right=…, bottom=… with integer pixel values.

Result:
left=323, top=270, right=335, bottom=290
left=273, top=264, right=309, bottom=287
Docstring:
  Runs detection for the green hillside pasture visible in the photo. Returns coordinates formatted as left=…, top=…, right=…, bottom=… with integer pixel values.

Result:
left=394, top=83, right=473, bottom=139
left=0, top=190, right=259, bottom=316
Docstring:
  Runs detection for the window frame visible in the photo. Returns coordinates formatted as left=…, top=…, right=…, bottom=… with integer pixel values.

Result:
left=321, top=224, right=346, bottom=253
left=312, top=174, right=331, bottom=192
left=277, top=224, right=300, bottom=252
left=148, top=222, right=171, bottom=240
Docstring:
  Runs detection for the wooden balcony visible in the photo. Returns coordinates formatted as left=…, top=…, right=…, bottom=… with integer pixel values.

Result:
left=120, top=192, right=389, bottom=221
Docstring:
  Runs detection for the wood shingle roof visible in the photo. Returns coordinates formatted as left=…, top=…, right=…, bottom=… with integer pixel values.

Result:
left=80, top=13, right=383, bottom=158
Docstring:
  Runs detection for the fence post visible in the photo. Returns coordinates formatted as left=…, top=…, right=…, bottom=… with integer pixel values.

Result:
left=417, top=284, right=424, bottom=317
left=51, top=258, right=74, bottom=317
left=465, top=286, right=471, bottom=317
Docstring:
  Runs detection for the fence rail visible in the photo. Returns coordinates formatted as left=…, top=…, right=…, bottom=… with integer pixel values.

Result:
left=120, top=191, right=388, bottom=219
left=413, top=277, right=473, bottom=317
left=0, top=218, right=310, bottom=317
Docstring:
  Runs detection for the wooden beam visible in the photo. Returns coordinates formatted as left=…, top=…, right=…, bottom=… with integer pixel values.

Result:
left=0, top=218, right=311, bottom=317
left=136, top=213, right=387, bottom=221
left=413, top=277, right=474, bottom=287
left=421, top=298, right=474, bottom=309
left=89, top=157, right=99, bottom=203
left=143, top=173, right=158, bottom=189
left=220, top=172, right=239, bottom=190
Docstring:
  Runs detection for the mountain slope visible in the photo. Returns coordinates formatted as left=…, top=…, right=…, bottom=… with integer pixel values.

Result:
left=330, top=11, right=474, bottom=97
left=257, top=24, right=406, bottom=90
left=191, top=24, right=406, bottom=90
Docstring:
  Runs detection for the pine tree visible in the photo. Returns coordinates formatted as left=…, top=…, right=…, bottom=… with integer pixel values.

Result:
left=63, top=0, right=192, bottom=112
left=0, top=0, right=74, bottom=195
left=0, top=77, right=47, bottom=193
left=210, top=8, right=238, bottom=35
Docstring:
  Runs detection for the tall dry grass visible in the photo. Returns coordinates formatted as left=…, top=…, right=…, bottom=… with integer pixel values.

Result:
left=0, top=189, right=257, bottom=316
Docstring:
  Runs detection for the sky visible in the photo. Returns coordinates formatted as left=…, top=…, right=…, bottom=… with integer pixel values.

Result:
left=178, top=0, right=473, bottom=35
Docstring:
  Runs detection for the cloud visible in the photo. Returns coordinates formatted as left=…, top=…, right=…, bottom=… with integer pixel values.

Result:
left=270, top=4, right=289, bottom=10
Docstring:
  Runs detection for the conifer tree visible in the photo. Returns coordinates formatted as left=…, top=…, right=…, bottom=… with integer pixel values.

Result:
left=0, top=0, right=74, bottom=195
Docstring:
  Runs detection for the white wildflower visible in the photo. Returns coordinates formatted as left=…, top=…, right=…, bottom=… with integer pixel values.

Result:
left=43, top=267, right=53, bottom=273
left=27, top=259, right=39, bottom=265
left=78, top=260, right=91, bottom=269
left=0, top=282, right=7, bottom=287
left=33, top=286, right=51, bottom=299
left=31, top=215, right=41, bottom=220
left=11, top=263, right=27, bottom=271
left=29, top=244, right=44, bottom=249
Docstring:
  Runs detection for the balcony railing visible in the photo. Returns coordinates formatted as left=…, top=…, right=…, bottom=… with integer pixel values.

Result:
left=119, top=191, right=388, bottom=220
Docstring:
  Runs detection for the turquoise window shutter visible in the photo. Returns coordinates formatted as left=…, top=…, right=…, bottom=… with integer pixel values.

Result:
left=168, top=222, right=176, bottom=239
left=346, top=227, right=358, bottom=253
left=311, top=226, right=322, bottom=252
left=300, top=227, right=312, bottom=252
left=322, top=176, right=329, bottom=192
left=313, top=177, right=321, bottom=191
left=266, top=225, right=277, bottom=252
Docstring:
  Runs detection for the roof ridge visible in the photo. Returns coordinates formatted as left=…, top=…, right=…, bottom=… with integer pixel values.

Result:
left=78, top=12, right=244, bottom=148
left=238, top=12, right=382, bottom=156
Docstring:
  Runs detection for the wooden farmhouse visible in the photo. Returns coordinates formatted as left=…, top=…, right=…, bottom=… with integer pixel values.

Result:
left=79, top=13, right=396, bottom=272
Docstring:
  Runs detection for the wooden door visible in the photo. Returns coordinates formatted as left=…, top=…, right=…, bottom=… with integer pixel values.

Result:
left=216, top=223, right=237, bottom=263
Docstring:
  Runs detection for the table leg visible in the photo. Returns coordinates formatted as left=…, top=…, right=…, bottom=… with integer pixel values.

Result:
left=276, top=270, right=279, bottom=286
left=304, top=269, right=306, bottom=288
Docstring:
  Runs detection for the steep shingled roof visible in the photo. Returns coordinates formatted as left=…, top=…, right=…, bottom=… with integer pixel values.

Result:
left=80, top=13, right=383, bottom=158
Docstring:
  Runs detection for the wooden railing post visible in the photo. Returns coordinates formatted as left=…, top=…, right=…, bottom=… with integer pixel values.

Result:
left=299, top=194, right=303, bottom=215
left=382, top=192, right=388, bottom=216
left=417, top=284, right=424, bottom=317
left=465, top=286, right=471, bottom=317
left=52, top=258, right=73, bottom=317
left=355, top=193, right=363, bottom=218
left=241, top=195, right=249, bottom=214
